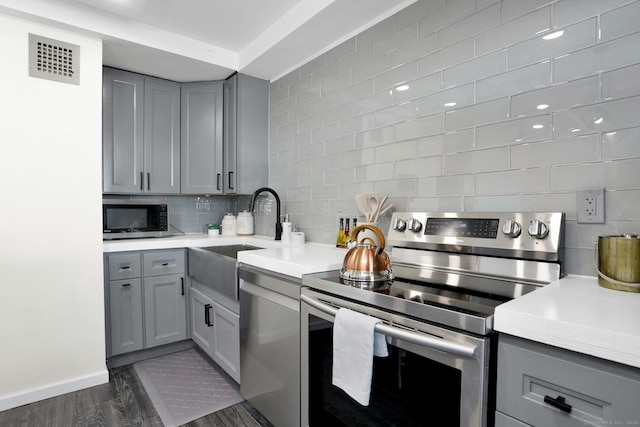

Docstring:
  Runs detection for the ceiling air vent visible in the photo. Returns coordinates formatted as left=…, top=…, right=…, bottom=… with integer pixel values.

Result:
left=28, top=33, right=80, bottom=85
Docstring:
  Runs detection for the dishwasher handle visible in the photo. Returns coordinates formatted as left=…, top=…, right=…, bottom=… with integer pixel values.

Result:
left=300, top=293, right=477, bottom=359
left=240, top=280, right=300, bottom=313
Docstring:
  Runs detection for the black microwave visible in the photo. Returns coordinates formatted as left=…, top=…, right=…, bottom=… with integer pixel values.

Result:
left=103, top=200, right=171, bottom=240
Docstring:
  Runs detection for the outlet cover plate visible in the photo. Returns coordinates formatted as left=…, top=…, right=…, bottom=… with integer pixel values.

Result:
left=577, top=188, right=605, bottom=224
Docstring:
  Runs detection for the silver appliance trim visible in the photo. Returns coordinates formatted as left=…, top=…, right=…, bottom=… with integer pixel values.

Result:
left=300, top=293, right=477, bottom=359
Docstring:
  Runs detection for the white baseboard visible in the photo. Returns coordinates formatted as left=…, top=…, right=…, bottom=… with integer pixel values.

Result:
left=0, top=369, right=109, bottom=412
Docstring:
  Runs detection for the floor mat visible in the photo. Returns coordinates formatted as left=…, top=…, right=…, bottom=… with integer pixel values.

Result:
left=133, top=349, right=243, bottom=427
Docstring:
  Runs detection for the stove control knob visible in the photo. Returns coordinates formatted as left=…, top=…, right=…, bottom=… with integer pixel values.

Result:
left=408, top=218, right=423, bottom=233
left=528, top=220, right=549, bottom=239
left=502, top=219, right=522, bottom=238
left=392, top=217, right=406, bottom=231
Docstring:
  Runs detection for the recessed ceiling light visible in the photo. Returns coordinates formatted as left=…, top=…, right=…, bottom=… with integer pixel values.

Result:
left=532, top=124, right=544, bottom=129
left=444, top=102, right=456, bottom=107
left=543, top=30, right=564, bottom=40
left=594, top=117, right=604, bottom=124
left=536, top=104, right=549, bottom=110
left=395, top=85, right=409, bottom=91
left=571, top=128, right=581, bottom=132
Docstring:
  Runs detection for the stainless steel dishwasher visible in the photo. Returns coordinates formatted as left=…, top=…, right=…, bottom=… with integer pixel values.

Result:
left=239, top=264, right=301, bottom=427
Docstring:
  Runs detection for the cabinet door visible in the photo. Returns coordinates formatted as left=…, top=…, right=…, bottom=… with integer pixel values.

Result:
left=190, top=287, right=214, bottom=353
left=234, top=74, right=269, bottom=195
left=181, top=81, right=223, bottom=194
left=144, top=77, right=181, bottom=194
left=109, top=278, right=144, bottom=356
left=212, top=299, right=240, bottom=383
left=223, top=75, right=237, bottom=194
left=103, top=68, right=144, bottom=194
left=144, top=274, right=187, bottom=348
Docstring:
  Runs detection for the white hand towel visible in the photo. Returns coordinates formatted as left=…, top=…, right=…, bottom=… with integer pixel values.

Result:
left=332, top=308, right=388, bottom=406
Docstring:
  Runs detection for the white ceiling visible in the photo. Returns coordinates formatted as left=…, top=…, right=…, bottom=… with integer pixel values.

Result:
left=0, top=0, right=417, bottom=82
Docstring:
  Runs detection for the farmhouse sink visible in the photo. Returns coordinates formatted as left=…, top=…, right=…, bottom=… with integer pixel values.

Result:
left=187, top=245, right=263, bottom=310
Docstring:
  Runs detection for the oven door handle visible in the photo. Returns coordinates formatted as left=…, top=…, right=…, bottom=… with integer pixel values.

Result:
left=301, top=294, right=477, bottom=359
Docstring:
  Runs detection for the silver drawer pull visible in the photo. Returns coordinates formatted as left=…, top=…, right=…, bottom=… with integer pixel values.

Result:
left=301, top=294, right=477, bottom=359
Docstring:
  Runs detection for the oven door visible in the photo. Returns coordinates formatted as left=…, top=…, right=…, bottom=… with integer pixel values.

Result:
left=301, top=288, right=494, bottom=427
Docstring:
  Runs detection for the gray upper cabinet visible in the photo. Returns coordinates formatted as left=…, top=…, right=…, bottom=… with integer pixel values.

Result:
left=181, top=81, right=224, bottom=195
left=223, top=74, right=269, bottom=195
left=103, top=68, right=180, bottom=194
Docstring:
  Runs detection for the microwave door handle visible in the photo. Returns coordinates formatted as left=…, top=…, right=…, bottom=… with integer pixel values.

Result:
left=300, top=294, right=477, bottom=359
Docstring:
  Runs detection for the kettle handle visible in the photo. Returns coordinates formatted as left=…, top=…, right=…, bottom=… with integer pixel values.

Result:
left=351, top=224, right=386, bottom=249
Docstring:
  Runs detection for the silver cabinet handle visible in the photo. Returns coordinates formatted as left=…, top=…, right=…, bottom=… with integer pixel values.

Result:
left=300, top=294, right=477, bottom=359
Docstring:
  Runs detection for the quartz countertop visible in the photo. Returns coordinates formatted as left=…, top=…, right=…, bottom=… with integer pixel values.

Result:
left=103, top=235, right=640, bottom=368
left=495, top=275, right=640, bottom=369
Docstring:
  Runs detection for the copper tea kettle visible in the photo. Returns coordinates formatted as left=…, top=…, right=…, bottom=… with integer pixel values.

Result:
left=339, top=223, right=394, bottom=284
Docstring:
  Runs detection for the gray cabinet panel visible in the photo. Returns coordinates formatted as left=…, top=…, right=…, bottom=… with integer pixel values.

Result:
left=223, top=74, right=268, bottom=195
left=181, top=81, right=223, bottom=194
left=107, top=252, right=141, bottom=280
left=103, top=68, right=181, bottom=195
left=497, top=334, right=640, bottom=426
left=143, top=249, right=185, bottom=277
left=103, top=68, right=144, bottom=193
left=144, top=77, right=181, bottom=194
left=109, top=278, right=144, bottom=356
left=211, top=299, right=240, bottom=383
left=495, top=412, right=531, bottom=427
left=190, top=286, right=214, bottom=353
left=144, top=274, right=187, bottom=348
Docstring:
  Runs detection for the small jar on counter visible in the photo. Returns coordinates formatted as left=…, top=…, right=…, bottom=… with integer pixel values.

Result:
left=207, top=224, right=220, bottom=237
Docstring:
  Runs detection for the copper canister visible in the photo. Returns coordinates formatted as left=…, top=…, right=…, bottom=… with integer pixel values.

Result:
left=598, top=235, right=640, bottom=293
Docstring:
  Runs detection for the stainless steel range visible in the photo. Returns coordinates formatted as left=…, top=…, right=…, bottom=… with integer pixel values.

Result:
left=300, top=212, right=564, bottom=427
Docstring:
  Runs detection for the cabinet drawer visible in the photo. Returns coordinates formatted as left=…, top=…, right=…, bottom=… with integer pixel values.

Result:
left=497, top=334, right=640, bottom=426
left=143, top=249, right=185, bottom=276
left=108, top=253, right=141, bottom=280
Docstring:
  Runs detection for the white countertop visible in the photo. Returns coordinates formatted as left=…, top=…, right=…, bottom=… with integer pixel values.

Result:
left=495, top=275, right=640, bottom=369
left=104, top=235, right=640, bottom=368
left=103, top=233, right=347, bottom=278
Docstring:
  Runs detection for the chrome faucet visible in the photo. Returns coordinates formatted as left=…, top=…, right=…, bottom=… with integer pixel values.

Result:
left=249, top=187, right=282, bottom=240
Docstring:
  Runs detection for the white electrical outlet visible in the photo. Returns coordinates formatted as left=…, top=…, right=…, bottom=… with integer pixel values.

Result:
left=577, top=188, right=605, bottom=224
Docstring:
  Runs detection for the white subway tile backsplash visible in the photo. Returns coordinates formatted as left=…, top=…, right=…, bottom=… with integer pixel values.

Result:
left=389, top=33, right=437, bottom=68
left=511, top=134, right=599, bottom=169
left=510, top=76, right=599, bottom=118
left=476, top=115, right=552, bottom=148
left=444, top=147, right=509, bottom=174
left=374, top=62, right=417, bottom=91
left=553, top=96, right=640, bottom=137
left=417, top=39, right=474, bottom=77
left=418, top=0, right=475, bottom=34
left=445, top=98, right=509, bottom=131
left=501, top=0, right=554, bottom=22
left=476, top=7, right=551, bottom=56
left=270, top=0, right=640, bottom=274
left=395, top=114, right=443, bottom=141
left=601, top=1, right=640, bottom=41
left=417, top=83, right=474, bottom=117
left=602, top=64, right=640, bottom=100
left=476, top=61, right=551, bottom=102
left=375, top=22, right=418, bottom=57
left=507, top=18, right=597, bottom=69
left=476, top=168, right=549, bottom=194
left=602, top=126, right=640, bottom=160
left=605, top=158, right=640, bottom=190
left=373, top=100, right=418, bottom=128
left=549, top=163, right=605, bottom=191
left=554, top=32, right=640, bottom=83
left=553, top=0, right=636, bottom=29
left=437, top=3, right=500, bottom=49
left=395, top=157, right=443, bottom=178
left=356, top=125, right=395, bottom=148
left=443, top=50, right=505, bottom=88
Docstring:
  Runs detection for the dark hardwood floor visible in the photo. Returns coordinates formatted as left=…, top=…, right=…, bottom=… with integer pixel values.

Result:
left=0, top=366, right=273, bottom=427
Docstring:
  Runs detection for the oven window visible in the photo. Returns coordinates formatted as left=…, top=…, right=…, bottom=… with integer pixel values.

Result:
left=308, top=315, right=462, bottom=426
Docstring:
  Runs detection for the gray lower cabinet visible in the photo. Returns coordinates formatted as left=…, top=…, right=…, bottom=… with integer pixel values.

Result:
left=223, top=73, right=269, bottom=194
left=106, top=249, right=187, bottom=358
left=103, top=67, right=181, bottom=194
left=190, top=286, right=240, bottom=383
left=496, top=334, right=640, bottom=426
left=180, top=81, right=224, bottom=195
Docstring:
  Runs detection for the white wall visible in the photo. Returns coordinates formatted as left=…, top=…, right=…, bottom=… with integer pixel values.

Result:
left=268, top=0, right=640, bottom=276
left=0, top=14, right=107, bottom=410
